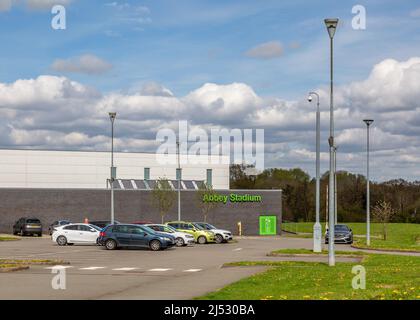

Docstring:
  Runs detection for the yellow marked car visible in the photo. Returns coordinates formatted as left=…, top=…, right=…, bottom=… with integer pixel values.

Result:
left=166, top=221, right=215, bottom=244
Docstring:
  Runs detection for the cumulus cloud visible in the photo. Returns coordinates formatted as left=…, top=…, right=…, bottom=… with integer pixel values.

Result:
left=0, top=0, right=14, bottom=12
left=26, top=0, right=72, bottom=10
left=0, top=57, right=419, bottom=181
left=51, top=54, right=113, bottom=75
left=245, top=41, right=283, bottom=59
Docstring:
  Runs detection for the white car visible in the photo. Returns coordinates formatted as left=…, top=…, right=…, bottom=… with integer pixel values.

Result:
left=194, top=222, right=233, bottom=244
left=145, top=224, right=195, bottom=247
left=52, top=223, right=101, bottom=246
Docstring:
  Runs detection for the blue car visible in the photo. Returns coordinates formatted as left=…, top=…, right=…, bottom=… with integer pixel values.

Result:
left=98, top=224, right=176, bottom=251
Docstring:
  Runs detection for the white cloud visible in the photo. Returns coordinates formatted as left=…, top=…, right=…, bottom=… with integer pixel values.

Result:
left=25, top=0, right=72, bottom=10
left=51, top=54, right=113, bottom=75
left=0, top=0, right=14, bottom=12
left=0, top=57, right=419, bottom=181
left=245, top=41, right=283, bottom=59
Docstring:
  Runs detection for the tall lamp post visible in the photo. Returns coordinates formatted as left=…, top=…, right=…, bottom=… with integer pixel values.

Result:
left=109, top=112, right=117, bottom=224
left=308, top=92, right=322, bottom=252
left=325, top=18, right=339, bottom=266
left=176, top=138, right=181, bottom=221
left=363, top=119, right=374, bottom=246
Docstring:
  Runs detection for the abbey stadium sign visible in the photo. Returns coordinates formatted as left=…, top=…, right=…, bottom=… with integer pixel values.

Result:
left=202, top=193, right=262, bottom=204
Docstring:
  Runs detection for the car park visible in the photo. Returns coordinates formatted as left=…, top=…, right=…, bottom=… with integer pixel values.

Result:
left=48, top=220, right=71, bottom=235
left=325, top=224, right=353, bottom=244
left=98, top=224, right=176, bottom=251
left=193, top=222, right=233, bottom=244
left=90, top=220, right=120, bottom=229
left=12, top=217, right=43, bottom=237
left=166, top=221, right=215, bottom=244
left=145, top=224, right=195, bottom=247
left=52, top=223, right=102, bottom=246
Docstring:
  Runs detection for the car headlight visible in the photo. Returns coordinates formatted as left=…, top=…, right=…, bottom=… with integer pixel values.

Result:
left=163, top=237, right=171, bottom=241
left=186, top=235, right=194, bottom=238
left=207, top=231, right=214, bottom=236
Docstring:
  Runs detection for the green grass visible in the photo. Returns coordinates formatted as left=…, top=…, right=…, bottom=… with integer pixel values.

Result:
left=282, top=222, right=420, bottom=252
left=0, top=236, right=20, bottom=241
left=0, top=259, right=68, bottom=271
left=270, top=248, right=365, bottom=256
left=198, top=254, right=420, bottom=300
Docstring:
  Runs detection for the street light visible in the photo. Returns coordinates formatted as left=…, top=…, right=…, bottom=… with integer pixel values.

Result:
left=308, top=92, right=322, bottom=252
left=333, top=145, right=338, bottom=225
left=325, top=17, right=339, bottom=266
left=363, top=119, right=374, bottom=246
left=109, top=112, right=117, bottom=224
left=176, top=138, right=181, bottom=221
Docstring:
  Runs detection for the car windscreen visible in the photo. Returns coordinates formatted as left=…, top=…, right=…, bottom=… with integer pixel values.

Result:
left=27, top=219, right=41, bottom=224
left=164, top=225, right=177, bottom=233
left=140, top=225, right=157, bottom=234
left=89, top=225, right=102, bottom=231
left=192, top=223, right=204, bottom=230
left=335, top=225, right=349, bottom=231
left=205, top=223, right=216, bottom=229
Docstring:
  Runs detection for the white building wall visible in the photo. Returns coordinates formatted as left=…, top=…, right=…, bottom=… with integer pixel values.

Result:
left=0, top=149, right=230, bottom=189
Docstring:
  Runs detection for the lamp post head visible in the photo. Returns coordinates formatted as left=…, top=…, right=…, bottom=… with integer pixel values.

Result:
left=324, top=18, right=339, bottom=39
left=307, top=95, right=313, bottom=102
left=109, top=112, right=116, bottom=122
left=363, top=119, right=374, bottom=126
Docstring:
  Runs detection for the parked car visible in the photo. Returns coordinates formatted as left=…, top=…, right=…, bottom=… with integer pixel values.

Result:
left=48, top=220, right=71, bottom=235
left=193, top=222, right=233, bottom=244
left=90, top=220, right=120, bottom=229
left=13, top=217, right=42, bottom=236
left=325, top=224, right=353, bottom=244
left=132, top=220, right=154, bottom=225
left=52, top=223, right=102, bottom=246
left=98, top=224, right=176, bottom=251
left=145, top=224, right=195, bottom=247
left=166, top=221, right=215, bottom=244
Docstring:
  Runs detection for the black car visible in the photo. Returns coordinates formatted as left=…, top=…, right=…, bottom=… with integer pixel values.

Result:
left=90, top=220, right=120, bottom=229
left=325, top=224, right=353, bottom=244
left=98, top=224, right=176, bottom=251
left=48, top=220, right=71, bottom=235
left=13, top=217, right=43, bottom=236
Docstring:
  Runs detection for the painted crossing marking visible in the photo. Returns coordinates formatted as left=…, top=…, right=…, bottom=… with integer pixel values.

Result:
left=148, top=268, right=172, bottom=272
left=112, top=267, right=139, bottom=271
left=183, top=269, right=202, bottom=272
left=79, top=267, right=106, bottom=270
left=233, top=248, right=243, bottom=251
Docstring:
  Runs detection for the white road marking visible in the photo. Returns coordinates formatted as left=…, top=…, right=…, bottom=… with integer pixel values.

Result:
left=44, top=265, right=73, bottom=269
left=147, top=268, right=172, bottom=272
left=183, top=269, right=202, bottom=272
left=79, top=267, right=106, bottom=270
left=112, top=267, right=139, bottom=271
left=233, top=248, right=243, bottom=251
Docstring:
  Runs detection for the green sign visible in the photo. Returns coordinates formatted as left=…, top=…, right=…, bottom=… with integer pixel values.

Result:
left=259, top=216, right=277, bottom=235
left=203, top=193, right=262, bottom=204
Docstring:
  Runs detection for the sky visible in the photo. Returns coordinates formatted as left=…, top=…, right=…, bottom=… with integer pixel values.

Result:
left=0, top=0, right=419, bottom=181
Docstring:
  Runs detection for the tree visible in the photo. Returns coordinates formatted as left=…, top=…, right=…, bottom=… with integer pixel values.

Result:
left=151, top=177, right=176, bottom=224
left=196, top=183, right=217, bottom=222
left=372, top=200, right=396, bottom=240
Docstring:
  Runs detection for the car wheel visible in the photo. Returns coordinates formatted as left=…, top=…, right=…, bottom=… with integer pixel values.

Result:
left=105, top=239, right=117, bottom=250
left=56, top=236, right=67, bottom=246
left=197, top=236, right=207, bottom=244
left=175, top=237, right=184, bottom=247
left=149, top=240, right=162, bottom=251
left=215, top=234, right=224, bottom=244
left=37, top=233, right=42, bottom=237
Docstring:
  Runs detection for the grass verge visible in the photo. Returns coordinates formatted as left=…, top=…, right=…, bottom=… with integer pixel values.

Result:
left=198, top=253, right=420, bottom=300
left=0, top=259, right=69, bottom=272
left=282, top=222, right=420, bottom=252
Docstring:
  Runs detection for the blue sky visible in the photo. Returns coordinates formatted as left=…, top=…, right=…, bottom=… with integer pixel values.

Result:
left=0, top=0, right=420, bottom=181
left=0, top=0, right=419, bottom=98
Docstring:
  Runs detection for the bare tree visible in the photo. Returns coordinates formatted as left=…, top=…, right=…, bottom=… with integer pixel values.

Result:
left=197, top=183, right=217, bottom=222
left=152, top=177, right=176, bottom=224
left=372, top=200, right=396, bottom=240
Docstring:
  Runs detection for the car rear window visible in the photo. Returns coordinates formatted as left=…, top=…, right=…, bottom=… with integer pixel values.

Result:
left=27, top=219, right=40, bottom=224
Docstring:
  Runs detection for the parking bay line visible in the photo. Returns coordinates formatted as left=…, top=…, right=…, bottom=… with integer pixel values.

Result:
left=112, top=267, right=139, bottom=271
left=147, top=268, right=173, bottom=272
left=79, top=266, right=107, bottom=270
left=44, top=266, right=74, bottom=270
left=183, top=269, right=202, bottom=272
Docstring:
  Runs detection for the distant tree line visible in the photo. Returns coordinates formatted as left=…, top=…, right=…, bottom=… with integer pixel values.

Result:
left=230, top=164, right=420, bottom=223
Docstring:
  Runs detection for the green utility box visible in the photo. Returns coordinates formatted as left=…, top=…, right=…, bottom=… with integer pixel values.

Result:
left=259, top=215, right=277, bottom=235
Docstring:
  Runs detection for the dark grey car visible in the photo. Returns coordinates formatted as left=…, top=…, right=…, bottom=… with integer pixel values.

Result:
left=13, top=217, right=43, bottom=236
left=325, top=224, right=353, bottom=244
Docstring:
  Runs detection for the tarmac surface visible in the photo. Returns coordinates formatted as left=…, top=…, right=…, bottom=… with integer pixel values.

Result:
left=0, top=235, right=362, bottom=299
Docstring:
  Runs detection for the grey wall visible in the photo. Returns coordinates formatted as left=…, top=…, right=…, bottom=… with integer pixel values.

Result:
left=0, top=189, right=282, bottom=235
